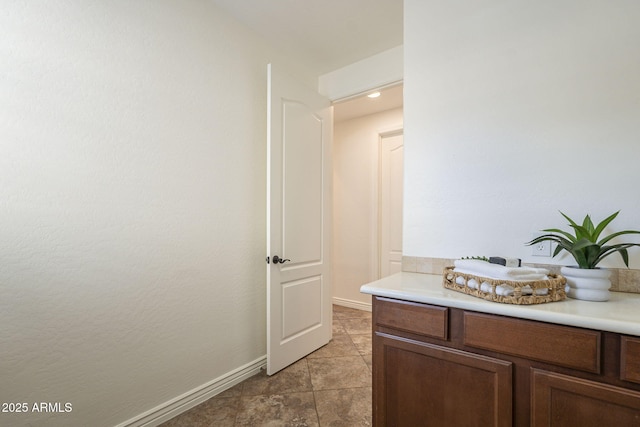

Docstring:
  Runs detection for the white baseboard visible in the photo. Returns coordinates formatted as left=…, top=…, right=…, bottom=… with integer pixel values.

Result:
left=332, top=297, right=372, bottom=312
left=116, top=356, right=266, bottom=427
left=116, top=298, right=370, bottom=426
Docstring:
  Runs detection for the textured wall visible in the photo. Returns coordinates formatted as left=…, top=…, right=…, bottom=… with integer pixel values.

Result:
left=404, top=0, right=640, bottom=268
left=0, top=2, right=293, bottom=426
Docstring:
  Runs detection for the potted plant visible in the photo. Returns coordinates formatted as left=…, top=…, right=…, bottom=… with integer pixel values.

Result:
left=526, top=211, right=640, bottom=301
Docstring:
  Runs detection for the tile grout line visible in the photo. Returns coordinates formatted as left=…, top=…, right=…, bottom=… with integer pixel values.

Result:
left=232, top=366, right=249, bottom=426
left=161, top=306, right=372, bottom=426
left=305, top=357, right=323, bottom=426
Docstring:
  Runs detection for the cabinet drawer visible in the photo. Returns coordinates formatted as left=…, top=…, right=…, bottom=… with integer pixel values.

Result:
left=621, top=336, right=640, bottom=384
left=374, top=297, right=448, bottom=339
left=464, top=312, right=601, bottom=373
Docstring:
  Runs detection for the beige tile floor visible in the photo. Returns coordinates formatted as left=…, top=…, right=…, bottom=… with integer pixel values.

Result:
left=160, top=305, right=373, bottom=427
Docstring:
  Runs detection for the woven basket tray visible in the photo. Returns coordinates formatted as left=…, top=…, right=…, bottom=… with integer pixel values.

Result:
left=442, top=266, right=567, bottom=305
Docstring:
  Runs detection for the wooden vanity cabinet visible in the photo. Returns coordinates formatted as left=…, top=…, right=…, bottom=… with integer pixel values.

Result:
left=372, top=296, right=640, bottom=426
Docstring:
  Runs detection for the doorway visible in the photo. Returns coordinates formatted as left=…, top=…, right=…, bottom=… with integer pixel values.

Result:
left=378, top=130, right=403, bottom=278
left=332, top=84, right=403, bottom=310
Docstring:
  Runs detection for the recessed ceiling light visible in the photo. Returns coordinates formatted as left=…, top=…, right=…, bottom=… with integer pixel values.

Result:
left=367, top=92, right=381, bottom=98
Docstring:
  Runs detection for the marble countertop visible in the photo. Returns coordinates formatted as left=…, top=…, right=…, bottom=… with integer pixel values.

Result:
left=360, top=272, right=640, bottom=336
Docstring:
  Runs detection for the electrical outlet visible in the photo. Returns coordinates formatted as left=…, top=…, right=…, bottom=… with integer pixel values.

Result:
left=531, top=233, right=552, bottom=257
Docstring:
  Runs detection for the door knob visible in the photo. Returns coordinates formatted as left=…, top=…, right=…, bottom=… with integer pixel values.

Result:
left=271, top=255, right=290, bottom=264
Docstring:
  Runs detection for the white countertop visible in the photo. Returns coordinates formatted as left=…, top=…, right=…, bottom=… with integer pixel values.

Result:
left=361, top=272, right=640, bottom=336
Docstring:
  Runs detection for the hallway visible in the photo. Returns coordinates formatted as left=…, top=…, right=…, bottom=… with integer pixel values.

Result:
left=160, top=305, right=373, bottom=426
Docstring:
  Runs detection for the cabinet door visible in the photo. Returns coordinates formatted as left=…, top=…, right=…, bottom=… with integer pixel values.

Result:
left=532, top=369, right=640, bottom=426
left=374, top=333, right=513, bottom=427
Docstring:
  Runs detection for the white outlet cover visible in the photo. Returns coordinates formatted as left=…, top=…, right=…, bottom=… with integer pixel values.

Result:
left=531, top=233, right=552, bottom=257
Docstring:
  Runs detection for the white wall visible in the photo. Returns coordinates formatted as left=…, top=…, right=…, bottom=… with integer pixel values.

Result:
left=333, top=108, right=403, bottom=306
left=319, top=45, right=403, bottom=101
left=404, top=0, right=640, bottom=268
left=0, top=2, right=308, bottom=426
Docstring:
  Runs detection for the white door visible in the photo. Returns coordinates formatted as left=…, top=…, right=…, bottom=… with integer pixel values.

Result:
left=266, top=64, right=332, bottom=375
left=379, top=131, right=403, bottom=278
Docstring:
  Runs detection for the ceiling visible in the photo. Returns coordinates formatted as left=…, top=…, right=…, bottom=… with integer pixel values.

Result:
left=209, top=0, right=403, bottom=75
left=333, top=84, right=403, bottom=122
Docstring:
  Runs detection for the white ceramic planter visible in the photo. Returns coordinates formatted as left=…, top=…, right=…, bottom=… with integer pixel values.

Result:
left=561, top=266, right=611, bottom=302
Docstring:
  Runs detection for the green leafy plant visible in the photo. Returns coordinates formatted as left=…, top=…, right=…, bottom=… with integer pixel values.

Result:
left=526, top=211, right=640, bottom=269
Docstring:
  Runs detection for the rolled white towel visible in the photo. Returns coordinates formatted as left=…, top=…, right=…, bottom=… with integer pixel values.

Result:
left=481, top=282, right=495, bottom=294
left=464, top=280, right=549, bottom=297
left=520, top=285, right=549, bottom=296
left=496, top=284, right=514, bottom=296
left=455, top=276, right=480, bottom=289
left=493, top=284, right=549, bottom=296
left=454, top=259, right=549, bottom=281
